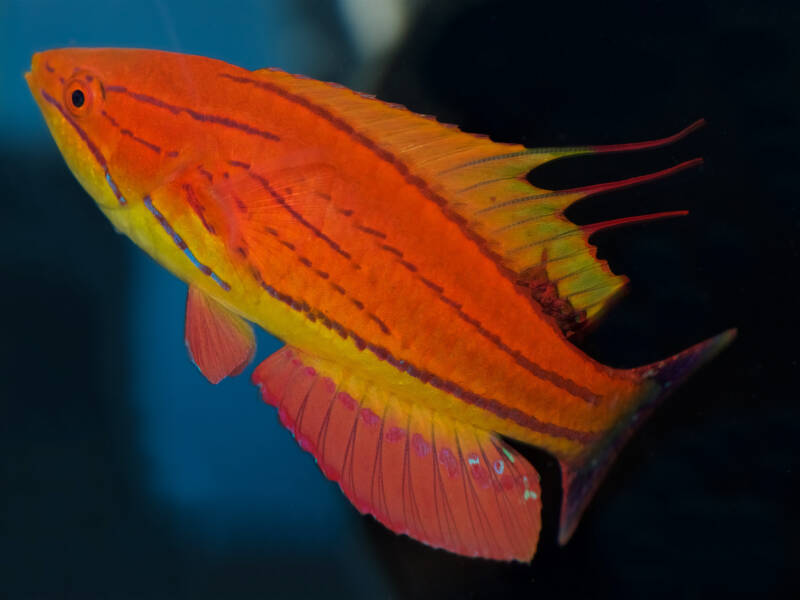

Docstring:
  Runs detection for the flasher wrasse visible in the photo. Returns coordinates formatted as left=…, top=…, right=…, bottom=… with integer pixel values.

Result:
left=26, top=48, right=735, bottom=562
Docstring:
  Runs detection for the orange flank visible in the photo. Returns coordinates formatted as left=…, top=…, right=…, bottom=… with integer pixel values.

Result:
left=26, top=48, right=735, bottom=561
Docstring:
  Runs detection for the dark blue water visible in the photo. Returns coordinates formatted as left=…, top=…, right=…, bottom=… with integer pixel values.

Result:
left=2, top=1, right=796, bottom=598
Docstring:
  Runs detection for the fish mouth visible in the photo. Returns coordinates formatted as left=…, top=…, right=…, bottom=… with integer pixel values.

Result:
left=25, top=52, right=54, bottom=98
left=25, top=53, right=43, bottom=100
left=26, top=52, right=38, bottom=82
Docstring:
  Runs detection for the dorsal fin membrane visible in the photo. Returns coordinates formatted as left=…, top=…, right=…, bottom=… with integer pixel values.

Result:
left=251, top=68, right=703, bottom=333
left=253, top=346, right=543, bottom=562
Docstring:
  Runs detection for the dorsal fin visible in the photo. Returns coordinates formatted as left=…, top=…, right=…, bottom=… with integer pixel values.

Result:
left=251, top=68, right=702, bottom=332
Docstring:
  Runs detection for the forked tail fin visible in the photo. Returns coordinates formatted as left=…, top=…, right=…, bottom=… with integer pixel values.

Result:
left=558, top=328, right=737, bottom=544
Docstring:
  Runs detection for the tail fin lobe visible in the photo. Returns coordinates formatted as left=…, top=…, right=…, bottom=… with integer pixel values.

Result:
left=558, top=328, right=736, bottom=544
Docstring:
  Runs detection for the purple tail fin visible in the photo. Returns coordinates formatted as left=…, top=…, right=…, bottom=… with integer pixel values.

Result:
left=558, top=328, right=737, bottom=545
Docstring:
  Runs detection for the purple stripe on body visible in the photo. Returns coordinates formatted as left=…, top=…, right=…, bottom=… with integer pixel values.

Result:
left=41, top=89, right=107, bottom=169
left=40, top=89, right=126, bottom=205
left=105, top=85, right=280, bottom=142
left=120, top=128, right=162, bottom=154
left=182, top=183, right=216, bottom=234
left=255, top=277, right=595, bottom=444
left=260, top=220, right=388, bottom=338
left=143, top=195, right=230, bottom=291
left=356, top=224, right=387, bottom=239
left=101, top=109, right=178, bottom=156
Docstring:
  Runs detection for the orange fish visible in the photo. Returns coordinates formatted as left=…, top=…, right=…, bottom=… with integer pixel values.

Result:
left=26, top=48, right=734, bottom=561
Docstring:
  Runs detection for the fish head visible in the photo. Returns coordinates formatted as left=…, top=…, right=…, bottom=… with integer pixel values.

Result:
left=26, top=48, right=205, bottom=228
left=27, top=49, right=135, bottom=214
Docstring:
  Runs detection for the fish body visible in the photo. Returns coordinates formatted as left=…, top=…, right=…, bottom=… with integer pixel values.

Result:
left=27, top=48, right=734, bottom=561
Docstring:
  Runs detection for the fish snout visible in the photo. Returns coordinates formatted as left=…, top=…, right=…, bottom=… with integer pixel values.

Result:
left=26, top=51, right=59, bottom=103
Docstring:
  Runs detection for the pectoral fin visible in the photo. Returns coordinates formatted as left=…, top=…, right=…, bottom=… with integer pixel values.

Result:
left=185, top=285, right=256, bottom=384
left=253, top=346, right=543, bottom=562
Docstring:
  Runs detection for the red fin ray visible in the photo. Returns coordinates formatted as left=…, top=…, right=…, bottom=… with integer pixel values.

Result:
left=253, top=347, right=543, bottom=562
left=580, top=210, right=689, bottom=236
left=590, top=119, right=706, bottom=154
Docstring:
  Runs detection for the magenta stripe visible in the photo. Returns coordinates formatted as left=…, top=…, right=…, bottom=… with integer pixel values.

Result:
left=40, top=89, right=126, bottom=205
left=254, top=276, right=595, bottom=444
left=181, top=183, right=216, bottom=234
left=101, top=109, right=176, bottom=156
left=105, top=85, right=280, bottom=142
left=262, top=220, right=387, bottom=339
left=41, top=89, right=107, bottom=169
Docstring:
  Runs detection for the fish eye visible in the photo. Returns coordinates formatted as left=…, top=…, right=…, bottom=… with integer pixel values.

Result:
left=64, top=77, right=93, bottom=116
left=71, top=89, right=85, bottom=108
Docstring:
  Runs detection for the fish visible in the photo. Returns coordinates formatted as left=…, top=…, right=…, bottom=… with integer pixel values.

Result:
left=26, top=48, right=735, bottom=562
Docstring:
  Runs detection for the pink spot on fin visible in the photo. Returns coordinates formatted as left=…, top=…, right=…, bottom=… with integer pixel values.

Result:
left=337, top=392, right=357, bottom=411
left=359, top=408, right=380, bottom=426
left=470, top=464, right=491, bottom=489
left=385, top=426, right=405, bottom=442
left=439, top=447, right=459, bottom=478
left=297, top=433, right=316, bottom=453
left=412, top=433, right=430, bottom=457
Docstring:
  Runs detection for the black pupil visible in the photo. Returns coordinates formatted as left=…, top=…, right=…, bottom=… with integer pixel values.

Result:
left=71, top=89, right=85, bottom=108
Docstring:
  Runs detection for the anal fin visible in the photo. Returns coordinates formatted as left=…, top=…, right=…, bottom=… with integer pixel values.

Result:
left=253, top=346, right=543, bottom=562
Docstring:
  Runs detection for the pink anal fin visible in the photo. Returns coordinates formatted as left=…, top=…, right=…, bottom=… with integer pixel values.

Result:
left=253, top=347, right=543, bottom=562
left=185, top=285, right=256, bottom=384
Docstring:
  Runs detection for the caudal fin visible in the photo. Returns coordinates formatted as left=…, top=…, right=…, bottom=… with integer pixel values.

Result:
left=558, top=328, right=737, bottom=545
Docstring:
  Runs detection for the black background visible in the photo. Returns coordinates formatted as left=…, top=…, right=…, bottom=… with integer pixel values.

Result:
left=2, top=0, right=797, bottom=597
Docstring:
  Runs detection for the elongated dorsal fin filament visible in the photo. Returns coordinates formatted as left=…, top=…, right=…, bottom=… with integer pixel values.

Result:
left=590, top=119, right=706, bottom=154
left=581, top=210, right=689, bottom=236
